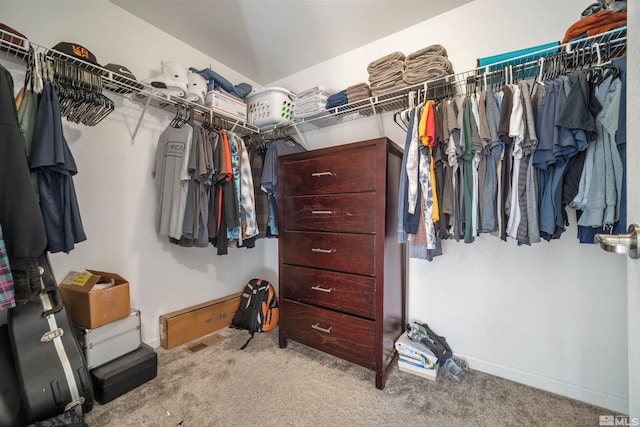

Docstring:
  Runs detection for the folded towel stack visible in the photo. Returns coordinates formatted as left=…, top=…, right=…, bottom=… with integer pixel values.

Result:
left=403, top=44, right=454, bottom=85
left=346, top=82, right=371, bottom=103
left=346, top=82, right=373, bottom=116
left=294, top=85, right=331, bottom=119
left=325, top=89, right=349, bottom=110
left=367, top=51, right=409, bottom=96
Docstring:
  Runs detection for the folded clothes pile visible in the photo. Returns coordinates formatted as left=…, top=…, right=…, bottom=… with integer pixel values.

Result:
left=561, top=9, right=627, bottom=44
left=346, top=82, right=373, bottom=116
left=367, top=51, right=409, bottom=96
left=294, top=86, right=331, bottom=119
left=346, top=82, right=371, bottom=103
left=325, top=89, right=348, bottom=110
left=402, top=44, right=454, bottom=85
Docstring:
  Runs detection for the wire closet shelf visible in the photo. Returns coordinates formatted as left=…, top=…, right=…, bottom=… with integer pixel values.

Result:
left=282, top=25, right=627, bottom=133
left=0, top=26, right=627, bottom=136
left=0, top=29, right=260, bottom=136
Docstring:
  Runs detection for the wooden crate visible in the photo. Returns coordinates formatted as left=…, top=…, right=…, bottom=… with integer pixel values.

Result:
left=159, top=293, right=241, bottom=349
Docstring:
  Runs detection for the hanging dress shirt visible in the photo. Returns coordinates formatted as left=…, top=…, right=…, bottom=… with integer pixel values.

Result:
left=30, top=80, right=86, bottom=253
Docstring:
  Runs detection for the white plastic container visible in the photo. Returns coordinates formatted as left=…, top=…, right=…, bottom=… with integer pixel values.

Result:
left=246, top=87, right=296, bottom=129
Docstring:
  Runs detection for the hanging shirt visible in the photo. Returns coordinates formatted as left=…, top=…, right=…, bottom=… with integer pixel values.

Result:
left=577, top=73, right=623, bottom=228
left=0, top=65, right=47, bottom=270
left=30, top=81, right=86, bottom=254
left=518, top=79, right=541, bottom=245
left=420, top=100, right=440, bottom=224
left=247, top=144, right=271, bottom=239
left=397, top=108, right=418, bottom=244
left=153, top=123, right=193, bottom=240
left=238, top=137, right=259, bottom=240
left=195, top=125, right=214, bottom=248
left=260, top=139, right=306, bottom=235
left=481, top=89, right=502, bottom=233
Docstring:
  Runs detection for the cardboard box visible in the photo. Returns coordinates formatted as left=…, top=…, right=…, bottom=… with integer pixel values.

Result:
left=205, top=90, right=247, bottom=122
left=59, top=270, right=131, bottom=329
left=159, top=292, right=241, bottom=349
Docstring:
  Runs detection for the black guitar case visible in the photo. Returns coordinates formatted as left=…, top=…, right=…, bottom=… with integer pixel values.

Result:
left=7, top=253, right=93, bottom=424
left=0, top=323, right=26, bottom=426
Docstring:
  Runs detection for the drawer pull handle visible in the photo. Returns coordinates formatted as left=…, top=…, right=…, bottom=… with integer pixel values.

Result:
left=312, top=248, right=335, bottom=254
left=311, top=323, right=332, bottom=334
left=311, top=286, right=333, bottom=293
left=311, top=210, right=333, bottom=215
left=311, top=171, right=333, bottom=177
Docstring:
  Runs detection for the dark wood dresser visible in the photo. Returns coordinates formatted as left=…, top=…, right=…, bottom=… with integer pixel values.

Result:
left=277, top=137, right=406, bottom=389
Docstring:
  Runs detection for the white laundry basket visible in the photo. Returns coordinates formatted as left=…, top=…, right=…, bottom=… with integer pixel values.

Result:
left=246, top=87, right=296, bottom=129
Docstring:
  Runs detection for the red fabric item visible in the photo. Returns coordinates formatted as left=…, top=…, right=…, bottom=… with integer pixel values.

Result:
left=562, top=11, right=627, bottom=44
left=0, top=23, right=27, bottom=47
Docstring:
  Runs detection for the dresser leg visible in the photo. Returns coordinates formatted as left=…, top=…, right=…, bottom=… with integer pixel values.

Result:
left=375, top=371, right=385, bottom=390
left=279, top=333, right=288, bottom=349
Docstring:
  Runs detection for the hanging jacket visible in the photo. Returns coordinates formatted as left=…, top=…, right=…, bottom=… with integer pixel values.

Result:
left=0, top=64, right=47, bottom=269
left=30, top=81, right=86, bottom=253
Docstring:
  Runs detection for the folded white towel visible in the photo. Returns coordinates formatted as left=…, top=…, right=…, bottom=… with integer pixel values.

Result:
left=297, top=86, right=327, bottom=98
left=296, top=95, right=329, bottom=108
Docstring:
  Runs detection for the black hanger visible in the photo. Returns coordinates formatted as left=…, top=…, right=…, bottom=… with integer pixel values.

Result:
left=393, top=111, right=408, bottom=132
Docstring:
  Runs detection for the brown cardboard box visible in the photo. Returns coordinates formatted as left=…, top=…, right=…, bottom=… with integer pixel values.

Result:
left=159, top=293, right=241, bottom=349
left=59, top=270, right=131, bottom=329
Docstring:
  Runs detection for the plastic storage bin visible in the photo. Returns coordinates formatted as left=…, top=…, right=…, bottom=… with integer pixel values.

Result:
left=246, top=87, right=296, bottom=129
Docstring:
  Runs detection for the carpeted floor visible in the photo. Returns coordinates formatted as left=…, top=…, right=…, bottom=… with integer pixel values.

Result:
left=84, top=328, right=611, bottom=427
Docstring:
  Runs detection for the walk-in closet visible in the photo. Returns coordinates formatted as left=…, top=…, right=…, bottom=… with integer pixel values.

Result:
left=0, top=0, right=637, bottom=425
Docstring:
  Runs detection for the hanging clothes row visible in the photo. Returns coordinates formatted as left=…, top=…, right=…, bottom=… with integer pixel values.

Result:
left=242, top=126, right=306, bottom=238
left=11, top=49, right=87, bottom=256
left=153, top=108, right=306, bottom=255
left=397, top=51, right=627, bottom=260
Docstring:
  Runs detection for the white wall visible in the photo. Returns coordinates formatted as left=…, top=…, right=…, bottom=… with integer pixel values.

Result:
left=1, top=0, right=629, bottom=414
left=269, top=0, right=629, bottom=414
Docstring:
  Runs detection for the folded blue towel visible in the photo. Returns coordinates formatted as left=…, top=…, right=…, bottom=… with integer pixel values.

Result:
left=326, top=90, right=348, bottom=109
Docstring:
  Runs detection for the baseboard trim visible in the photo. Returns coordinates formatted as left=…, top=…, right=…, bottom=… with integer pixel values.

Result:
left=145, top=337, right=161, bottom=350
left=459, top=353, right=629, bottom=415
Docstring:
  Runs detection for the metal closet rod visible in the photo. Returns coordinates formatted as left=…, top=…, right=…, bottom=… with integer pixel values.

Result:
left=407, top=25, right=627, bottom=103
left=1, top=25, right=627, bottom=138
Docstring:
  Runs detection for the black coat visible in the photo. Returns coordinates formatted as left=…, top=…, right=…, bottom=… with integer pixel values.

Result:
left=0, top=64, right=47, bottom=270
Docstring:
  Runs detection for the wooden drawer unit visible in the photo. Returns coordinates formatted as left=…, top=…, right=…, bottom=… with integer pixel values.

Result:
left=282, top=193, right=376, bottom=233
left=278, top=138, right=406, bottom=390
left=282, top=265, right=376, bottom=319
left=282, top=300, right=375, bottom=366
left=281, top=149, right=375, bottom=196
left=281, top=231, right=375, bottom=276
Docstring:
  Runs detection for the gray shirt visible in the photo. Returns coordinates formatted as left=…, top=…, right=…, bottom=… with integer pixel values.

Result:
left=153, top=124, right=193, bottom=239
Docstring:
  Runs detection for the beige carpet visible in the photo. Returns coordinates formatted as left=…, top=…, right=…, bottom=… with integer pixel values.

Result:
left=84, top=328, right=611, bottom=427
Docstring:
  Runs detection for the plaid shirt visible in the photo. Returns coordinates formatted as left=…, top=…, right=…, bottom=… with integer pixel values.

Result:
left=0, top=223, right=15, bottom=310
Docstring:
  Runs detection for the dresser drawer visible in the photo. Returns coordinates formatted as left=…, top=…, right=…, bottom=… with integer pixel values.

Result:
left=282, top=149, right=375, bottom=196
left=282, top=193, right=376, bottom=233
left=281, top=300, right=375, bottom=364
left=282, top=265, right=375, bottom=319
left=282, top=231, right=375, bottom=276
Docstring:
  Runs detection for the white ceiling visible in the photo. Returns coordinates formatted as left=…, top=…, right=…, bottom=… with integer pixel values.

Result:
left=109, top=0, right=472, bottom=85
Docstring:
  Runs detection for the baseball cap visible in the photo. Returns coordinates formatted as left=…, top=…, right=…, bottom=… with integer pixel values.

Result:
left=186, top=71, right=207, bottom=105
left=51, top=41, right=100, bottom=67
left=141, top=73, right=187, bottom=98
left=0, top=23, right=29, bottom=53
left=103, top=63, right=143, bottom=94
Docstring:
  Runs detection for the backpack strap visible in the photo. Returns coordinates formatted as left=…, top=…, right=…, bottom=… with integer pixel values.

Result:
left=239, top=332, right=255, bottom=350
